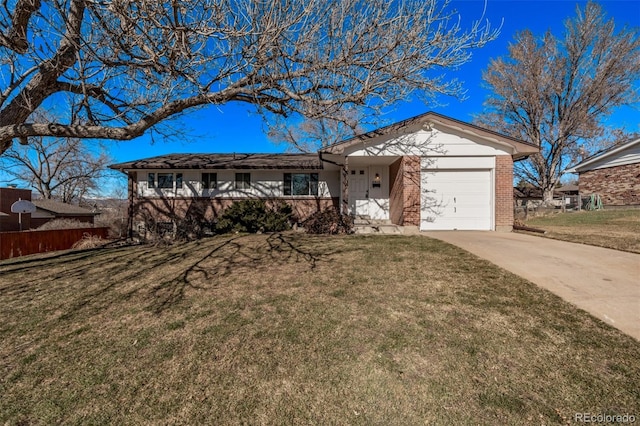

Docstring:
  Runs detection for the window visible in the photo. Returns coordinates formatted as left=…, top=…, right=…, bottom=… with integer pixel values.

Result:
left=235, top=173, right=251, bottom=190
left=157, top=173, right=174, bottom=189
left=202, top=173, right=217, bottom=190
left=284, top=173, right=319, bottom=196
left=148, top=172, right=182, bottom=189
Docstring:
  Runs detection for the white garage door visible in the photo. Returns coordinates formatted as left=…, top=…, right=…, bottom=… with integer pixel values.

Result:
left=420, top=170, right=492, bottom=230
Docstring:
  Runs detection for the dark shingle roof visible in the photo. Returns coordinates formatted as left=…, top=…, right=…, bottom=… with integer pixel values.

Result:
left=109, top=153, right=323, bottom=171
left=33, top=200, right=98, bottom=216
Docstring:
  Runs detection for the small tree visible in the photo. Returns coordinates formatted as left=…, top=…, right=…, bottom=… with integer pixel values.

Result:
left=476, top=2, right=640, bottom=203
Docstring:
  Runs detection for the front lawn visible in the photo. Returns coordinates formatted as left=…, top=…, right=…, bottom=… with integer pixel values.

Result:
left=524, top=209, right=640, bottom=253
left=1, top=234, right=638, bottom=424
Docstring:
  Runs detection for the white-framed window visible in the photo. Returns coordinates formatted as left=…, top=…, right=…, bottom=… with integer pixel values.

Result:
left=284, top=173, right=319, bottom=196
left=235, top=173, right=251, bottom=190
left=149, top=172, right=182, bottom=189
left=202, top=172, right=217, bottom=190
left=157, top=173, right=173, bottom=189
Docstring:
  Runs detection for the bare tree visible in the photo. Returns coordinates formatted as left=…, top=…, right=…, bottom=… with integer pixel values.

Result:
left=0, top=135, right=112, bottom=203
left=267, top=107, right=368, bottom=152
left=0, top=0, right=500, bottom=155
left=475, top=2, right=640, bottom=204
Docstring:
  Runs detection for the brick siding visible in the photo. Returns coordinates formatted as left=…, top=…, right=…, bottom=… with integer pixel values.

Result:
left=389, top=156, right=420, bottom=226
left=389, top=158, right=403, bottom=224
left=495, top=155, right=514, bottom=232
left=132, top=196, right=339, bottom=227
left=579, top=163, right=640, bottom=206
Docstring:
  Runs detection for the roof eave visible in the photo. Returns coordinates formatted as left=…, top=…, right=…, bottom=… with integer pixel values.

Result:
left=570, top=137, right=640, bottom=172
left=319, top=111, right=539, bottom=156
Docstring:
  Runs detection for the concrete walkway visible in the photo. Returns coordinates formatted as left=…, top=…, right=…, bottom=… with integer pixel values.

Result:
left=423, top=231, right=640, bottom=341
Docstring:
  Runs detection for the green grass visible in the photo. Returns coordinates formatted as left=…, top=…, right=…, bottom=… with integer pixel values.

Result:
left=1, top=233, right=639, bottom=424
left=524, top=209, right=640, bottom=253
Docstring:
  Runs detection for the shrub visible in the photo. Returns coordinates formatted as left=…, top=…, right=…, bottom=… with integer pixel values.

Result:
left=37, top=218, right=88, bottom=230
left=304, top=208, right=353, bottom=234
left=72, top=234, right=108, bottom=250
left=216, top=200, right=292, bottom=234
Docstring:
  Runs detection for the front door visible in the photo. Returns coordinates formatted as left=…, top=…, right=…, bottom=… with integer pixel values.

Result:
left=348, top=168, right=369, bottom=217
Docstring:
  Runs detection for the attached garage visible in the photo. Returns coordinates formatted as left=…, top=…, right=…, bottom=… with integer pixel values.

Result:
left=318, top=112, right=539, bottom=232
left=420, top=169, right=492, bottom=230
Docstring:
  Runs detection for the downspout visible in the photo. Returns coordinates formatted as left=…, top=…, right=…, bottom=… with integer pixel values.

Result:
left=318, top=151, right=344, bottom=168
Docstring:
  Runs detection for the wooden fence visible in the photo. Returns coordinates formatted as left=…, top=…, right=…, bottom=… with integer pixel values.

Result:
left=0, top=227, right=109, bottom=260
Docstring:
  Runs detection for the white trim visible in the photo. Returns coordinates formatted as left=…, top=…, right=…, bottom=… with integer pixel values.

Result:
left=569, top=138, right=640, bottom=173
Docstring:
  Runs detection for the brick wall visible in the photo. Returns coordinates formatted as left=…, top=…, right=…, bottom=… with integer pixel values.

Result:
left=132, top=196, right=339, bottom=228
left=388, top=156, right=420, bottom=226
left=389, top=158, right=403, bottom=224
left=495, top=155, right=514, bottom=232
left=579, top=163, right=640, bottom=206
left=403, top=156, right=421, bottom=226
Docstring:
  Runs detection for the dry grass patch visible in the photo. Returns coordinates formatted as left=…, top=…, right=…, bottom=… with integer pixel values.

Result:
left=524, top=209, right=640, bottom=253
left=1, top=233, right=639, bottom=424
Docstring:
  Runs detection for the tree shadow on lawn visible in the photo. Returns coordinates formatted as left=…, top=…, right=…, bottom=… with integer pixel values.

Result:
left=148, top=233, right=342, bottom=313
left=0, top=233, right=344, bottom=319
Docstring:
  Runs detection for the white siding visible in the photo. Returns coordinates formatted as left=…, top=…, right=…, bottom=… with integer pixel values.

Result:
left=137, top=169, right=340, bottom=198
left=581, top=143, right=640, bottom=171
left=345, top=125, right=512, bottom=158
left=422, top=156, right=496, bottom=170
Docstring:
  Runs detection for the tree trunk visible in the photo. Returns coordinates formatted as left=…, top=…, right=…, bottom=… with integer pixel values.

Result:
left=542, top=188, right=555, bottom=206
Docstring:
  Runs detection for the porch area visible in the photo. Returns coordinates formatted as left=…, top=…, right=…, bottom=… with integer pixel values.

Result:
left=341, top=155, right=421, bottom=227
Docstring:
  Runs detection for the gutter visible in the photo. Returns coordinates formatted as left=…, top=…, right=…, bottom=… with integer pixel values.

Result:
left=318, top=151, right=344, bottom=168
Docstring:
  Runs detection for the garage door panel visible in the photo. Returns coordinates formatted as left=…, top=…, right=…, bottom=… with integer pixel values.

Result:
left=420, top=170, right=492, bottom=230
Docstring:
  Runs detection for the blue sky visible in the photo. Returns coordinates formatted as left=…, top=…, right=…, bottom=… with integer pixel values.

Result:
left=1, top=0, right=639, bottom=194
left=105, top=0, right=640, bottom=164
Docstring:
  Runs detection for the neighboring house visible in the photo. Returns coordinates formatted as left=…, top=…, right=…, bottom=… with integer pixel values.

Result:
left=109, top=111, right=539, bottom=234
left=554, top=184, right=579, bottom=196
left=514, top=186, right=543, bottom=206
left=31, top=199, right=100, bottom=228
left=514, top=184, right=579, bottom=209
left=0, top=187, right=99, bottom=231
left=0, top=187, right=32, bottom=231
left=569, top=138, right=640, bottom=207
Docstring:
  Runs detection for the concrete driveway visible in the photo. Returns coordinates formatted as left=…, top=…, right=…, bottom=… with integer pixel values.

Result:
left=423, top=231, right=640, bottom=341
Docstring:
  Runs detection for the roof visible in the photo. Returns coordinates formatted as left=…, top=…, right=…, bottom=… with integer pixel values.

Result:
left=569, top=138, right=640, bottom=173
left=514, top=185, right=576, bottom=199
left=319, top=111, right=539, bottom=159
left=109, top=153, right=323, bottom=171
left=32, top=199, right=98, bottom=216
left=514, top=186, right=543, bottom=199
left=555, top=184, right=579, bottom=193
